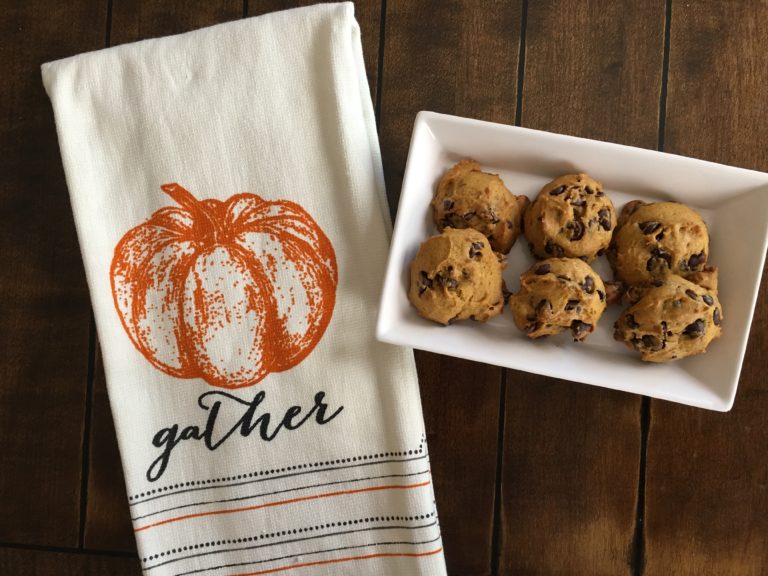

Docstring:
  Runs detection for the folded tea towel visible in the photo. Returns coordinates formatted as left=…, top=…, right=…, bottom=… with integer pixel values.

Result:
left=42, top=3, right=446, bottom=574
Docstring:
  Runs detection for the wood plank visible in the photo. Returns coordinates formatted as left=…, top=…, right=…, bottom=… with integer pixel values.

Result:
left=109, top=0, right=242, bottom=46
left=247, top=0, right=381, bottom=100
left=0, top=0, right=107, bottom=547
left=499, top=1, right=666, bottom=573
left=415, top=353, right=503, bottom=576
left=82, top=0, right=243, bottom=552
left=644, top=1, right=768, bottom=573
left=83, top=352, right=135, bottom=551
left=0, top=547, right=141, bottom=576
left=379, top=2, right=523, bottom=573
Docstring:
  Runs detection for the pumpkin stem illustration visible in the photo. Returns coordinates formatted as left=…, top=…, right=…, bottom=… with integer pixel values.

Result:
left=161, top=183, right=223, bottom=242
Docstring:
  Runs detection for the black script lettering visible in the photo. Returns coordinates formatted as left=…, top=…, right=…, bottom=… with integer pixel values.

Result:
left=145, top=390, right=343, bottom=482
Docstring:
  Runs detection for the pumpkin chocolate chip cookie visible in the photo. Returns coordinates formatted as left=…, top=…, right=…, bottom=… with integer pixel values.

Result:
left=614, top=275, right=722, bottom=362
left=408, top=227, right=506, bottom=325
left=508, top=257, right=607, bottom=341
left=608, top=200, right=712, bottom=287
left=523, top=173, right=616, bottom=262
left=432, top=159, right=528, bottom=254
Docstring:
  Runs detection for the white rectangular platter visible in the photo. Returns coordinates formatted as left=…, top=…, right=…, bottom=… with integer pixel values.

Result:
left=377, top=111, right=768, bottom=411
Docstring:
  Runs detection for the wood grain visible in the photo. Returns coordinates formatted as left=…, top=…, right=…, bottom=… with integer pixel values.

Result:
left=644, top=1, right=768, bottom=573
left=416, top=353, right=503, bottom=576
left=0, top=547, right=141, bottom=576
left=499, top=1, right=666, bottom=573
left=82, top=352, right=135, bottom=551
left=0, top=0, right=107, bottom=546
left=379, top=2, right=523, bottom=573
left=109, top=0, right=242, bottom=46
left=81, top=0, right=244, bottom=553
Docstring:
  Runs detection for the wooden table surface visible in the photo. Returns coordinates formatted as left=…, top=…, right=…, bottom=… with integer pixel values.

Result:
left=2, top=1, right=767, bottom=574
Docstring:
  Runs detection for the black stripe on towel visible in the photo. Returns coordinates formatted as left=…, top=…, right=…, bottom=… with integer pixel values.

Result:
left=132, top=469, right=430, bottom=522
left=131, top=452, right=427, bottom=507
left=142, top=510, right=437, bottom=565
left=129, top=440, right=425, bottom=503
left=169, top=532, right=443, bottom=576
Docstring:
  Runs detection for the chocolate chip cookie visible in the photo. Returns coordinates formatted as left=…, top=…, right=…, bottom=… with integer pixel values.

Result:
left=614, top=275, right=722, bottom=362
left=433, top=159, right=529, bottom=254
left=523, top=173, right=616, bottom=262
left=408, top=227, right=505, bottom=325
left=508, top=257, right=607, bottom=341
left=608, top=200, right=711, bottom=286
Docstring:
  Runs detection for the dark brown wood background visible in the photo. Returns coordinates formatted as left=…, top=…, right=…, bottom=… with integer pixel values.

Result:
left=1, top=0, right=767, bottom=574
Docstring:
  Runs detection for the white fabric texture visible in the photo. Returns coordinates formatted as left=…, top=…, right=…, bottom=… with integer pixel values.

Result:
left=42, top=4, right=446, bottom=575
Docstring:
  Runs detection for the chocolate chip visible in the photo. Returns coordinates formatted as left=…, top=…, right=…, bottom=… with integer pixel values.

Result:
left=702, top=294, right=714, bottom=306
left=418, top=271, right=433, bottom=294
left=585, top=186, right=595, bottom=195
left=687, top=251, right=706, bottom=270
left=463, top=212, right=476, bottom=221
left=550, top=185, right=566, bottom=196
left=583, top=276, right=595, bottom=294
left=672, top=299, right=682, bottom=309
left=685, top=289, right=698, bottom=300
left=655, top=231, right=665, bottom=241
left=568, top=220, right=585, bottom=241
left=597, top=289, right=605, bottom=301
left=626, top=314, right=639, bottom=329
left=596, top=191, right=605, bottom=197
left=534, top=263, right=551, bottom=275
left=565, top=299, right=581, bottom=311
left=713, top=308, right=722, bottom=326
left=506, top=220, right=514, bottom=229
left=570, top=320, right=592, bottom=340
left=525, top=322, right=539, bottom=334
left=683, top=319, right=706, bottom=338
left=651, top=278, right=664, bottom=287
left=647, top=247, right=672, bottom=272
left=642, top=334, right=663, bottom=350
left=639, top=221, right=661, bottom=235
left=446, top=278, right=459, bottom=290
left=443, top=199, right=454, bottom=210
left=440, top=218, right=454, bottom=229
left=469, top=241, right=484, bottom=259
left=598, top=208, right=612, bottom=231
left=545, top=242, right=565, bottom=257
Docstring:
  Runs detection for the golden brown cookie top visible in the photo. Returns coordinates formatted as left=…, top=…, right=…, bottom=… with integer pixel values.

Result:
left=609, top=200, right=710, bottom=286
left=508, top=257, right=607, bottom=341
left=523, top=173, right=615, bottom=262
left=408, top=227, right=505, bottom=325
left=432, top=159, right=528, bottom=254
left=614, top=275, right=722, bottom=362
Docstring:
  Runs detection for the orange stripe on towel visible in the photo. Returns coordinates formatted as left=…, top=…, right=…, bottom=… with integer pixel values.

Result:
left=133, top=480, right=432, bottom=533
left=229, top=547, right=444, bottom=576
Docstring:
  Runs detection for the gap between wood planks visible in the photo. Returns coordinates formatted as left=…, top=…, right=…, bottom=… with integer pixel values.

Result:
left=633, top=1, right=673, bottom=575
left=490, top=1, right=528, bottom=574
left=77, top=0, right=115, bottom=549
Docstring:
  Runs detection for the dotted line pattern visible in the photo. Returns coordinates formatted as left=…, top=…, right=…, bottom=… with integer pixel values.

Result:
left=129, top=440, right=425, bottom=502
left=141, top=510, right=438, bottom=564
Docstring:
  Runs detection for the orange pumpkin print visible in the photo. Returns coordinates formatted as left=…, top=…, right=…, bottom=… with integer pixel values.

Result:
left=110, top=183, right=338, bottom=388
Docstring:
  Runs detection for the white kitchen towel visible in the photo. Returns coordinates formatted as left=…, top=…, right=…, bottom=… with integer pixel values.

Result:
left=42, top=4, right=446, bottom=575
